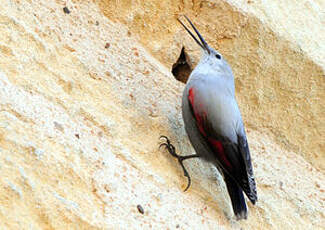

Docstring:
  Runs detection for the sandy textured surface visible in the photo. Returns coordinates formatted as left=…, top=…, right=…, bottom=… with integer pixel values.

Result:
left=0, top=0, right=324, bottom=229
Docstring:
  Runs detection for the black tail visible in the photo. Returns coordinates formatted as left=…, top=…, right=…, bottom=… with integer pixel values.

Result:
left=224, top=174, right=247, bottom=220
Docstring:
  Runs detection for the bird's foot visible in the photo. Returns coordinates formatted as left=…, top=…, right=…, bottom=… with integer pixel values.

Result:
left=159, top=135, right=200, bottom=191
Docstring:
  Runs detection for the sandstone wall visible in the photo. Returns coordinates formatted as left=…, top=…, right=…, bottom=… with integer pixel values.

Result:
left=0, top=0, right=324, bottom=229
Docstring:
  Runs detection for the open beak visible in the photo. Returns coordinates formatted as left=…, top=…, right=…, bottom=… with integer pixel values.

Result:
left=177, top=15, right=210, bottom=54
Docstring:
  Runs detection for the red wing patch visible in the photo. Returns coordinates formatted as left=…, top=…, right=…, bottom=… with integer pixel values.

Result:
left=188, top=88, right=195, bottom=105
left=188, top=88, right=207, bottom=136
left=208, top=138, right=232, bottom=169
left=188, top=87, right=232, bottom=170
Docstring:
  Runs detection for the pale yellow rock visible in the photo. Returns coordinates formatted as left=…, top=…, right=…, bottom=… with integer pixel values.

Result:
left=0, top=1, right=324, bottom=230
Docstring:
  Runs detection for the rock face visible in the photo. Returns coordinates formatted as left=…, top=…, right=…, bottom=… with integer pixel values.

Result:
left=0, top=1, right=324, bottom=229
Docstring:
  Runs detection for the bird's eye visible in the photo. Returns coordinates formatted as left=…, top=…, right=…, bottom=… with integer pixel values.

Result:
left=215, top=54, right=221, bottom=59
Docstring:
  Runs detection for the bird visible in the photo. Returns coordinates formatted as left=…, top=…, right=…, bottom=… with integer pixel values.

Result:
left=160, top=15, right=257, bottom=220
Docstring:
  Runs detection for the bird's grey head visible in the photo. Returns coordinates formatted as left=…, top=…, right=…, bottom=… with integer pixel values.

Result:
left=178, top=16, right=232, bottom=75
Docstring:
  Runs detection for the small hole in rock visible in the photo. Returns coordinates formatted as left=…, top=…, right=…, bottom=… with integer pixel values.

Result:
left=171, top=47, right=192, bottom=84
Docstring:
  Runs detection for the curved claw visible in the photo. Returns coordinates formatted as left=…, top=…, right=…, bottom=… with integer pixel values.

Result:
left=183, top=175, right=191, bottom=192
left=159, top=136, right=176, bottom=156
left=180, top=162, right=191, bottom=192
left=178, top=156, right=192, bottom=192
left=159, top=135, right=169, bottom=142
left=159, top=143, right=168, bottom=150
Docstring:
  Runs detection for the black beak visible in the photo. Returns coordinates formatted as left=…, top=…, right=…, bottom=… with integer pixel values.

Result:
left=177, top=15, right=210, bottom=54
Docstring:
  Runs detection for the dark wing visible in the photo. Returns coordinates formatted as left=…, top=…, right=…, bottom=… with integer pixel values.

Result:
left=188, top=87, right=257, bottom=203
left=236, top=133, right=257, bottom=204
